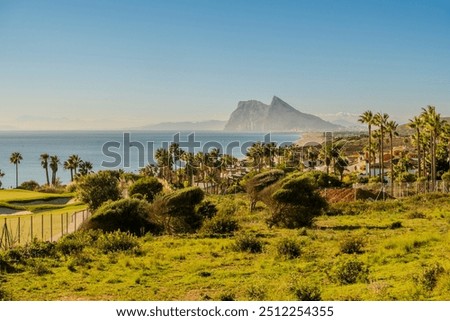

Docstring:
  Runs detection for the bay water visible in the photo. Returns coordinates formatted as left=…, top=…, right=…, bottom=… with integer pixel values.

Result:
left=0, top=131, right=300, bottom=188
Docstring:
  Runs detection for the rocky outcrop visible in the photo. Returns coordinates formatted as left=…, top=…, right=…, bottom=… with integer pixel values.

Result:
left=224, top=96, right=340, bottom=132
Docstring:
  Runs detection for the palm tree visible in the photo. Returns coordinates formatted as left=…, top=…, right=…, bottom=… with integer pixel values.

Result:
left=408, top=116, right=424, bottom=178
left=9, top=152, right=23, bottom=188
left=49, top=155, right=60, bottom=186
left=358, top=110, right=375, bottom=177
left=155, top=147, right=173, bottom=181
left=374, top=112, right=389, bottom=184
left=247, top=142, right=264, bottom=172
left=40, top=153, right=50, bottom=185
left=0, top=169, right=5, bottom=189
left=69, top=155, right=82, bottom=176
left=386, top=120, right=398, bottom=195
left=421, top=106, right=446, bottom=190
left=78, top=161, right=93, bottom=176
left=319, top=144, right=332, bottom=175
left=64, top=159, right=75, bottom=181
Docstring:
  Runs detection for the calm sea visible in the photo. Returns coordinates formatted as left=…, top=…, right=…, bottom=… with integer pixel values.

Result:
left=0, top=131, right=300, bottom=188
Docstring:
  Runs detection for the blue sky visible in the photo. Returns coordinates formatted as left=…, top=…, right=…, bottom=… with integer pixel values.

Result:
left=0, top=0, right=449, bottom=130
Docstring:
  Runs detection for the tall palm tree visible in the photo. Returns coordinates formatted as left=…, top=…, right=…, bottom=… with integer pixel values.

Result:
left=358, top=110, right=375, bottom=177
left=319, top=144, right=332, bottom=175
left=40, top=153, right=50, bottom=185
left=374, top=112, right=390, bottom=184
left=408, top=116, right=424, bottom=178
left=64, top=155, right=82, bottom=181
left=247, top=142, right=264, bottom=172
left=9, top=152, right=23, bottom=188
left=64, top=159, right=75, bottom=181
left=155, top=147, right=173, bottom=181
left=69, top=154, right=82, bottom=177
left=421, top=106, right=446, bottom=190
left=49, top=155, right=60, bottom=186
left=0, top=169, right=5, bottom=189
left=386, top=120, right=398, bottom=195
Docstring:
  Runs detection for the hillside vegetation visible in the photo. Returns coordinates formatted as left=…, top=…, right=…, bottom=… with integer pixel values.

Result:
left=1, top=192, right=450, bottom=301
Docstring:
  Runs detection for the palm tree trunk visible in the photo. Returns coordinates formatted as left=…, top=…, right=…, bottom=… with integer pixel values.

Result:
left=45, top=167, right=50, bottom=185
left=416, top=129, right=421, bottom=178
left=390, top=134, right=394, bottom=196
left=368, top=125, right=372, bottom=177
left=15, top=164, right=18, bottom=188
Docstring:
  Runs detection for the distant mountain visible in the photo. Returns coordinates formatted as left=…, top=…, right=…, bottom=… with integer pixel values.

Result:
left=138, top=120, right=226, bottom=131
left=224, top=96, right=341, bottom=132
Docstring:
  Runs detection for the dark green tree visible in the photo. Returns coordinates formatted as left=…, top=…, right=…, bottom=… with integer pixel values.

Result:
left=76, top=171, right=121, bottom=210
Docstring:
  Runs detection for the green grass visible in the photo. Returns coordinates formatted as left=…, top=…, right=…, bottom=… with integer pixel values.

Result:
left=0, top=189, right=74, bottom=203
left=1, top=193, right=450, bottom=300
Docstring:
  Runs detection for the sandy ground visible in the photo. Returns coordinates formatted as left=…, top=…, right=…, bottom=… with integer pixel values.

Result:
left=295, top=132, right=326, bottom=146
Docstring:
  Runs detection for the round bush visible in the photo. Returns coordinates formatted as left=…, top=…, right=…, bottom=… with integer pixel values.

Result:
left=128, top=177, right=163, bottom=202
left=340, top=236, right=365, bottom=254
left=334, top=257, right=369, bottom=285
left=277, top=238, right=301, bottom=259
left=201, top=215, right=239, bottom=234
left=233, top=233, right=263, bottom=253
left=85, top=198, right=162, bottom=235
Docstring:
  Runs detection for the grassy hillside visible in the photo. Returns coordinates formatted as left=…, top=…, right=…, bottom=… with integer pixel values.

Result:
left=1, top=193, right=450, bottom=301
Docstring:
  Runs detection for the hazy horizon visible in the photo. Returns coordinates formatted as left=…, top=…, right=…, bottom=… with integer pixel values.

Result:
left=1, top=0, right=449, bottom=130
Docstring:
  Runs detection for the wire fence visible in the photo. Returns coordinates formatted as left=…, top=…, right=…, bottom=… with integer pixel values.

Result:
left=0, top=209, right=91, bottom=250
left=354, top=181, right=450, bottom=199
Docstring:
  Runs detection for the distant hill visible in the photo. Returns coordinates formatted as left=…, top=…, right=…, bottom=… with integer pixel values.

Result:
left=137, top=120, right=226, bottom=131
left=224, top=96, right=341, bottom=132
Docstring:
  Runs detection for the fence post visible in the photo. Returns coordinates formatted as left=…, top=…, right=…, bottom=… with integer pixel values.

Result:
left=74, top=213, right=77, bottom=232
left=66, top=213, right=69, bottom=234
left=50, top=213, right=53, bottom=242
left=41, top=214, right=44, bottom=241
left=60, top=213, right=64, bottom=236
left=18, top=216, right=21, bottom=245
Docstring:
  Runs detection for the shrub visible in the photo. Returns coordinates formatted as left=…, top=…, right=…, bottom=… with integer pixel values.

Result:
left=233, top=233, right=263, bottom=253
left=266, top=177, right=328, bottom=228
left=19, top=180, right=40, bottom=191
left=0, top=253, right=17, bottom=273
left=244, top=169, right=285, bottom=211
left=128, top=177, right=163, bottom=202
left=247, top=284, right=266, bottom=300
left=334, top=257, right=369, bottom=285
left=95, top=231, right=140, bottom=254
left=201, top=215, right=239, bottom=234
left=196, top=200, right=218, bottom=219
left=150, top=187, right=205, bottom=234
left=390, top=221, right=402, bottom=229
left=219, top=292, right=236, bottom=301
left=276, top=238, right=301, bottom=259
left=0, top=287, right=12, bottom=301
left=56, top=230, right=101, bottom=255
left=414, top=263, right=445, bottom=291
left=76, top=171, right=121, bottom=210
left=7, top=240, right=57, bottom=263
left=86, top=198, right=162, bottom=235
left=291, top=283, right=322, bottom=301
left=29, top=260, right=53, bottom=276
left=407, top=211, right=426, bottom=219
left=340, top=236, right=365, bottom=254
